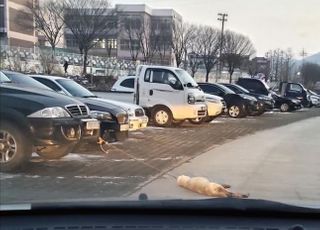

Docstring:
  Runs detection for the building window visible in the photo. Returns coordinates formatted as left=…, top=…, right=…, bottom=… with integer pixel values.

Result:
left=66, top=37, right=78, bottom=48
left=120, top=39, right=129, bottom=50
left=107, top=38, right=117, bottom=49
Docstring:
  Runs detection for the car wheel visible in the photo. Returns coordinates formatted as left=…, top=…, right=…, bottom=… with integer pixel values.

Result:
left=36, top=144, right=76, bottom=159
left=0, top=122, right=32, bottom=172
left=280, top=103, right=290, bottom=112
left=152, top=106, right=173, bottom=127
left=228, top=104, right=246, bottom=118
left=188, top=117, right=205, bottom=124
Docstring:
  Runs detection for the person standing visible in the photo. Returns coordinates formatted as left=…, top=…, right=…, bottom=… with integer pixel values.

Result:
left=63, top=61, right=69, bottom=74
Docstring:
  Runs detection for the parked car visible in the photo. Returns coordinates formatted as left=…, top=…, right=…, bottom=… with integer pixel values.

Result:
left=221, top=83, right=275, bottom=114
left=111, top=75, right=136, bottom=92
left=110, top=74, right=223, bottom=125
left=198, top=83, right=260, bottom=118
left=30, top=75, right=148, bottom=138
left=0, top=75, right=100, bottom=172
left=1, top=71, right=127, bottom=143
left=270, top=91, right=302, bottom=112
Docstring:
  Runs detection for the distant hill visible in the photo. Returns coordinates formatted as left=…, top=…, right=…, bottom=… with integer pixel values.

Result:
left=304, top=52, right=320, bottom=65
left=295, top=52, right=320, bottom=66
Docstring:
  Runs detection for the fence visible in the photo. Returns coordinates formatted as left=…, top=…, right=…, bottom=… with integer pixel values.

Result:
left=0, top=45, right=139, bottom=77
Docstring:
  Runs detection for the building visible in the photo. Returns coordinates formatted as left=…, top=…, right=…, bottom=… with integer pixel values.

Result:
left=249, top=57, right=271, bottom=78
left=0, top=0, right=38, bottom=48
left=64, top=4, right=182, bottom=65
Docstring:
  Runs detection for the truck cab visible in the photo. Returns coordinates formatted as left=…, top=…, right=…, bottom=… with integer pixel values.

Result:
left=279, top=82, right=311, bottom=107
left=135, top=65, right=207, bottom=127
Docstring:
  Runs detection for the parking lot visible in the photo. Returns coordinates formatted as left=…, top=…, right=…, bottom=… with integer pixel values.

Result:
left=0, top=108, right=319, bottom=203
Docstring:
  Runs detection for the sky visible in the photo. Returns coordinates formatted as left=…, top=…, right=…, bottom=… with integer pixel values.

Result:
left=111, top=0, right=320, bottom=58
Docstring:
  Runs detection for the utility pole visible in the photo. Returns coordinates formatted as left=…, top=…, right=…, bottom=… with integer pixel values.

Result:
left=300, top=48, right=308, bottom=66
left=217, top=13, right=228, bottom=79
left=300, top=48, right=307, bottom=84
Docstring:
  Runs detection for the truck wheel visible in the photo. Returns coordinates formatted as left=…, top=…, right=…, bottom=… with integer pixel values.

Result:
left=280, top=103, right=290, bottom=112
left=228, top=104, right=246, bottom=118
left=188, top=117, right=205, bottom=124
left=36, top=144, right=76, bottom=159
left=0, top=122, right=32, bottom=172
left=152, top=106, right=173, bottom=127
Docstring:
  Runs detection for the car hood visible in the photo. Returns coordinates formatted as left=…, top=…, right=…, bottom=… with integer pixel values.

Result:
left=204, top=93, right=223, bottom=101
left=79, top=98, right=126, bottom=115
left=1, top=84, right=85, bottom=108
left=93, top=98, right=142, bottom=112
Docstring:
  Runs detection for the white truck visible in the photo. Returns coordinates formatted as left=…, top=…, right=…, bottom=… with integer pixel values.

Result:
left=94, top=65, right=208, bottom=127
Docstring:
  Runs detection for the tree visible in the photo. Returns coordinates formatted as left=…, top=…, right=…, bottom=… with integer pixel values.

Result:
left=188, top=26, right=203, bottom=77
left=121, top=16, right=142, bottom=61
left=222, top=31, right=255, bottom=83
left=266, top=48, right=295, bottom=82
left=301, top=62, right=320, bottom=87
left=152, top=19, right=173, bottom=65
left=135, top=17, right=157, bottom=63
left=29, top=0, right=65, bottom=56
left=172, top=22, right=195, bottom=67
left=198, top=26, right=220, bottom=82
left=62, top=0, right=115, bottom=75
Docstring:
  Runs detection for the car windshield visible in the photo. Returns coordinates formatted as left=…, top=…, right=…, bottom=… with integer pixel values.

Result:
left=2, top=72, right=52, bottom=90
left=56, top=79, right=96, bottom=98
left=217, top=84, right=236, bottom=94
left=1, top=0, right=320, bottom=213
left=233, top=84, right=250, bottom=94
left=175, top=69, right=198, bottom=87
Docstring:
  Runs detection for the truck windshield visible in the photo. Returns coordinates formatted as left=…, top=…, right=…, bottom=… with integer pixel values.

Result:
left=175, top=69, right=198, bottom=88
left=56, top=79, right=97, bottom=98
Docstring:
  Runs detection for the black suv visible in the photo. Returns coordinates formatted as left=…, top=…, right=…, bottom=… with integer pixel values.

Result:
left=198, top=83, right=260, bottom=118
left=0, top=75, right=100, bottom=172
left=1, top=71, right=129, bottom=142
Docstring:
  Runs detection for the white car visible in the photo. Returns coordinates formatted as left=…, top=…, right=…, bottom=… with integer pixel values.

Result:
left=30, top=75, right=148, bottom=131
left=112, top=75, right=224, bottom=124
left=111, top=75, right=136, bottom=92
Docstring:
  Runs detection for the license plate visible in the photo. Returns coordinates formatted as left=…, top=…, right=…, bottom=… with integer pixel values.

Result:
left=82, top=119, right=100, bottom=130
left=120, top=124, right=129, bottom=131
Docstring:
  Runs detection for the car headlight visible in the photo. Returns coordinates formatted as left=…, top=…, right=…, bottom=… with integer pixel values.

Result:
left=127, top=108, right=134, bottom=117
left=116, top=112, right=128, bottom=124
left=188, top=93, right=196, bottom=104
left=291, top=99, right=300, bottom=104
left=28, top=107, right=71, bottom=118
left=90, top=110, right=113, bottom=121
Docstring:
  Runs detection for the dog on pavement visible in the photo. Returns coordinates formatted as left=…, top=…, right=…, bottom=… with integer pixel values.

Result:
left=177, top=175, right=249, bottom=198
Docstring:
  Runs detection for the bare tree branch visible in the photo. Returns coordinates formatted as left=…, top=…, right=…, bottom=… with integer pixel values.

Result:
left=198, top=26, right=220, bottom=82
left=222, top=30, right=255, bottom=83
left=29, top=0, right=65, bottom=55
left=62, top=0, right=115, bottom=75
left=172, top=22, right=195, bottom=67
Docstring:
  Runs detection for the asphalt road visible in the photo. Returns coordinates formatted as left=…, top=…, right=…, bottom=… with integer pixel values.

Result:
left=0, top=108, right=319, bottom=204
left=135, top=115, right=320, bottom=207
